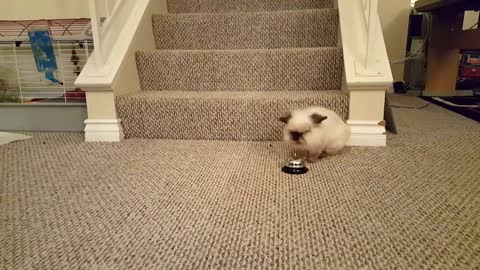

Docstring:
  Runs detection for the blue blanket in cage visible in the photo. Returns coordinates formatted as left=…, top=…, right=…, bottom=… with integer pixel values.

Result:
left=28, top=29, right=62, bottom=85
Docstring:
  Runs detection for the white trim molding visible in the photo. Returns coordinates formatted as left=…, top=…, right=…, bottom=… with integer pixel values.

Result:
left=338, top=0, right=393, bottom=88
left=337, top=0, right=392, bottom=148
left=347, top=120, right=386, bottom=146
left=84, top=119, right=124, bottom=142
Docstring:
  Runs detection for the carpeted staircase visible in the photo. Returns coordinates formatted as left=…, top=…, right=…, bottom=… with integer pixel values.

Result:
left=116, top=0, right=348, bottom=140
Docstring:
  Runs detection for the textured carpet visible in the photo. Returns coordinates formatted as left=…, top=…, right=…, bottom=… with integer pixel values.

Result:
left=116, top=91, right=349, bottom=140
left=167, top=0, right=333, bottom=13
left=153, top=9, right=338, bottom=50
left=388, top=94, right=430, bottom=109
left=2, top=98, right=480, bottom=269
left=136, top=48, right=343, bottom=92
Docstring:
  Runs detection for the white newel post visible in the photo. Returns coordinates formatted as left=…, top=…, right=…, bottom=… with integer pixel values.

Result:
left=347, top=87, right=387, bottom=147
left=80, top=0, right=126, bottom=142
left=76, top=0, right=162, bottom=142
left=338, top=0, right=392, bottom=146
left=84, top=90, right=124, bottom=142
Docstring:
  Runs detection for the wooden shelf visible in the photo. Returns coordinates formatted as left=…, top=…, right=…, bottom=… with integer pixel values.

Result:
left=415, top=0, right=480, bottom=12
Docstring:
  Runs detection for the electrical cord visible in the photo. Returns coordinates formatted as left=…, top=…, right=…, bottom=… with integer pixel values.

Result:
left=390, top=13, right=431, bottom=65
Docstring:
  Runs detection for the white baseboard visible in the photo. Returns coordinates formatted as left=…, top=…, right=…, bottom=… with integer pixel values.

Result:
left=84, top=119, right=124, bottom=142
left=347, top=120, right=386, bottom=146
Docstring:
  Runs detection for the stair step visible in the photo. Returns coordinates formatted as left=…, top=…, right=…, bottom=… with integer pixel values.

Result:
left=153, top=9, right=338, bottom=50
left=167, top=0, right=333, bottom=13
left=117, top=90, right=349, bottom=140
left=136, top=47, right=343, bottom=92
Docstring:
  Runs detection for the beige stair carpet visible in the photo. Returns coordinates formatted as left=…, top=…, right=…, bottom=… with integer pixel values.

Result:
left=116, top=91, right=349, bottom=140
left=136, top=48, right=343, bottom=92
left=167, top=0, right=334, bottom=13
left=153, top=9, right=339, bottom=50
left=120, top=0, right=345, bottom=140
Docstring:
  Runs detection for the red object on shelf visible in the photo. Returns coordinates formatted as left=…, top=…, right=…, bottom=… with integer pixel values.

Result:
left=461, top=67, right=480, bottom=79
left=64, top=89, right=86, bottom=98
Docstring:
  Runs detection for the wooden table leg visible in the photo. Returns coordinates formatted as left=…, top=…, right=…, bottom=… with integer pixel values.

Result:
left=425, top=47, right=460, bottom=96
left=424, top=10, right=464, bottom=96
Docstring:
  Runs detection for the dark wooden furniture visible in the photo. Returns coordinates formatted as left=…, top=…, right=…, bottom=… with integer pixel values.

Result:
left=415, top=0, right=480, bottom=95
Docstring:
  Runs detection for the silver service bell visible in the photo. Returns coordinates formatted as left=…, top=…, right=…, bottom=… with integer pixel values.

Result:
left=282, top=152, right=308, bottom=175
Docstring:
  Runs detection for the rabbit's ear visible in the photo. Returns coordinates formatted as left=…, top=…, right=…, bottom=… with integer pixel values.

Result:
left=311, top=113, right=328, bottom=124
left=279, top=113, right=291, bottom=124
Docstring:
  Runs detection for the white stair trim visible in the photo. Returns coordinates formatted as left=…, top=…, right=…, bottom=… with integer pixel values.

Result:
left=347, top=120, right=386, bottom=146
left=84, top=119, right=124, bottom=142
left=337, top=0, right=393, bottom=87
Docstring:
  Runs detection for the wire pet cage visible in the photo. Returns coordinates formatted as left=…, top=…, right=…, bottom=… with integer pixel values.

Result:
left=0, top=19, right=93, bottom=104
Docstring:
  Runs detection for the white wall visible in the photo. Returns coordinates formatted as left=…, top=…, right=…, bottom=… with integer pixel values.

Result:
left=463, top=11, right=479, bottom=30
left=1, top=0, right=90, bottom=20
left=378, top=0, right=411, bottom=82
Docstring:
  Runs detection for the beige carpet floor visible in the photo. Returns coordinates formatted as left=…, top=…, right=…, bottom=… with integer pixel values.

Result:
left=1, top=97, right=479, bottom=269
